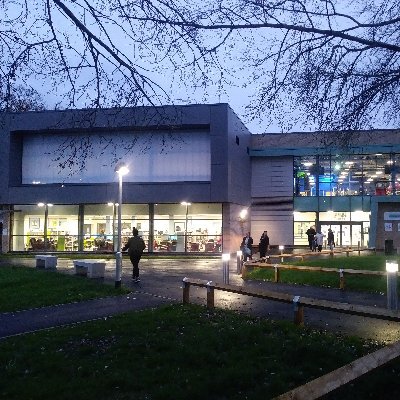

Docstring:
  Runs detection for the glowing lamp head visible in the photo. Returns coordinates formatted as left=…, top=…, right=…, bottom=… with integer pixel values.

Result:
left=386, top=261, right=398, bottom=273
left=222, top=253, right=230, bottom=262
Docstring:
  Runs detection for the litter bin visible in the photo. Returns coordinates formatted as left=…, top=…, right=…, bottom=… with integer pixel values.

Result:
left=385, top=239, right=394, bottom=255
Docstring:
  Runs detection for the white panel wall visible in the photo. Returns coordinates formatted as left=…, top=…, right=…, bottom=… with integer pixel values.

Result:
left=251, top=157, right=293, bottom=197
left=22, top=131, right=211, bottom=184
left=251, top=208, right=294, bottom=247
left=251, top=156, right=294, bottom=246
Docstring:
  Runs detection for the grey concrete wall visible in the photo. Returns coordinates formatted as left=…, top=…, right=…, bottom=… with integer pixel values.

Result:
left=1, top=104, right=250, bottom=206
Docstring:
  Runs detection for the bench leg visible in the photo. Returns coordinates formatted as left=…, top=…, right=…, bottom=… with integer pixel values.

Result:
left=274, top=265, right=280, bottom=283
left=207, top=285, right=215, bottom=309
left=293, top=296, right=304, bottom=326
left=183, top=280, right=190, bottom=304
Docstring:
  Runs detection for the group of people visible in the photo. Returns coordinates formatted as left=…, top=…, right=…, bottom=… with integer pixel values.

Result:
left=306, top=226, right=335, bottom=252
left=240, top=230, right=270, bottom=261
left=125, top=225, right=336, bottom=281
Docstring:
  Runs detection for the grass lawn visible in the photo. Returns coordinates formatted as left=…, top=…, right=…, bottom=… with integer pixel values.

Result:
left=1, top=261, right=400, bottom=399
left=1, top=304, right=400, bottom=400
left=0, top=266, right=129, bottom=312
left=247, top=255, right=400, bottom=293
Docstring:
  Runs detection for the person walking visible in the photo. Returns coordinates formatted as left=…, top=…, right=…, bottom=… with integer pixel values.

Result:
left=327, top=228, right=335, bottom=251
left=258, top=230, right=270, bottom=259
left=240, top=232, right=254, bottom=262
left=122, top=227, right=146, bottom=282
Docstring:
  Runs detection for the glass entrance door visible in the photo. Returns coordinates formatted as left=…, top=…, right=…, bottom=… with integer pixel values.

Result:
left=351, top=224, right=362, bottom=247
left=320, top=223, right=363, bottom=248
left=321, top=224, right=341, bottom=247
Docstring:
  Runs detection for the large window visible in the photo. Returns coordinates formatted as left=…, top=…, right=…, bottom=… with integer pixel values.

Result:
left=294, top=153, right=399, bottom=197
left=154, top=203, right=222, bottom=252
left=22, top=131, right=211, bottom=184
left=12, top=204, right=79, bottom=251
left=11, top=202, right=222, bottom=253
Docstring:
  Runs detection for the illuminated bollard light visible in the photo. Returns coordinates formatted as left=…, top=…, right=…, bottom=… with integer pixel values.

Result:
left=386, top=261, right=398, bottom=310
left=279, top=245, right=284, bottom=262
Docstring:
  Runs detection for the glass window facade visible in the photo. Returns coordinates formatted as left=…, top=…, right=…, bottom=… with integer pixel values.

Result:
left=22, top=131, right=211, bottom=184
left=11, top=203, right=222, bottom=253
left=294, top=153, right=400, bottom=197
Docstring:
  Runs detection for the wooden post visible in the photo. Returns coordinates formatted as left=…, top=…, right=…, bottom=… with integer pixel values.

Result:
left=346, top=248, right=350, bottom=257
left=274, top=264, right=280, bottom=283
left=339, top=269, right=345, bottom=290
left=182, top=278, right=190, bottom=304
left=358, top=241, right=361, bottom=256
left=329, top=250, right=333, bottom=258
left=206, top=281, right=215, bottom=309
left=293, top=296, right=304, bottom=326
left=241, top=264, right=248, bottom=279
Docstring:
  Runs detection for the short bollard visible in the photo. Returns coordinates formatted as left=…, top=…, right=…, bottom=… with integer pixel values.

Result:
left=339, top=268, right=345, bottom=290
left=293, top=296, right=304, bottom=326
left=222, top=253, right=230, bottom=284
left=206, top=281, right=215, bottom=309
left=274, top=264, right=280, bottom=283
left=182, top=278, right=190, bottom=304
left=386, top=261, right=398, bottom=310
left=236, top=250, right=242, bottom=274
left=279, top=245, right=284, bottom=262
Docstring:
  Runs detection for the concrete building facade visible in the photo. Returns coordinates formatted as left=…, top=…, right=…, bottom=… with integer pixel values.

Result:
left=1, top=104, right=399, bottom=254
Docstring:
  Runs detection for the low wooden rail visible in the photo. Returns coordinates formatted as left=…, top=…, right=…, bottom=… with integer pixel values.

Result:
left=182, top=278, right=400, bottom=326
left=266, top=247, right=374, bottom=262
left=242, top=262, right=389, bottom=289
left=273, top=339, right=400, bottom=400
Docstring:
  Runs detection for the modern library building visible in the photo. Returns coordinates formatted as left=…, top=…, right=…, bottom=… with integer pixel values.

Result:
left=1, top=103, right=400, bottom=254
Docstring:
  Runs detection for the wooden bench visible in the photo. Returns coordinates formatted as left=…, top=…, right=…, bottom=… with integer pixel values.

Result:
left=182, top=278, right=400, bottom=326
left=73, top=259, right=106, bottom=278
left=35, top=255, right=58, bottom=269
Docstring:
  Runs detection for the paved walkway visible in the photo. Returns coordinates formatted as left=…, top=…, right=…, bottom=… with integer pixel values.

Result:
left=1, top=257, right=400, bottom=343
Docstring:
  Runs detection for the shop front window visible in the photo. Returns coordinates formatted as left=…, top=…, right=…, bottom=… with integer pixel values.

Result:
left=154, top=203, right=222, bottom=253
left=83, top=204, right=149, bottom=252
left=293, top=212, right=316, bottom=246
left=12, top=204, right=79, bottom=251
left=11, top=202, right=222, bottom=253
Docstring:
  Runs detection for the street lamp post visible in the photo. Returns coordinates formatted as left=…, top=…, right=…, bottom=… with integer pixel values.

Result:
left=236, top=250, right=242, bottom=274
left=114, top=162, right=129, bottom=288
left=222, top=253, right=230, bottom=284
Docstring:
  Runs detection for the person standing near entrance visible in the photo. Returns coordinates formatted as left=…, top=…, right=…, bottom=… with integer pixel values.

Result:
left=258, top=231, right=270, bottom=259
left=327, top=229, right=335, bottom=251
left=306, top=225, right=316, bottom=251
left=315, top=231, right=325, bottom=252
left=122, top=227, right=146, bottom=282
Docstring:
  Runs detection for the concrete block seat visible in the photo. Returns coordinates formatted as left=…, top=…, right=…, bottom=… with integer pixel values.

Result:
left=35, top=255, right=58, bottom=269
left=73, top=259, right=106, bottom=278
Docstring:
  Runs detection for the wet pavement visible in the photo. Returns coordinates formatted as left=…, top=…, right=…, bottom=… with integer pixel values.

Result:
left=1, top=257, right=399, bottom=343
